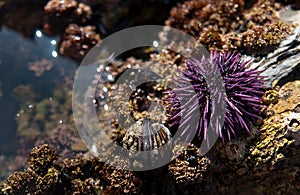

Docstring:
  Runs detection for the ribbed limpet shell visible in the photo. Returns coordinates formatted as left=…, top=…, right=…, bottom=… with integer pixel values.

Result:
left=121, top=119, right=171, bottom=151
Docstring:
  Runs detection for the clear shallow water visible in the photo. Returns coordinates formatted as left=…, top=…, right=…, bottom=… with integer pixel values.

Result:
left=0, top=26, right=77, bottom=155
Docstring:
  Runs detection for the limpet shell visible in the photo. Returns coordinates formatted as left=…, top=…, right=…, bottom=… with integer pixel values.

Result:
left=122, top=119, right=171, bottom=151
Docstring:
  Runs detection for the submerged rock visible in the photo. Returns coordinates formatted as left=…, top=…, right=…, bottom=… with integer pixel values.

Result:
left=15, top=80, right=74, bottom=139
left=28, top=58, right=54, bottom=77
left=0, top=82, right=2, bottom=98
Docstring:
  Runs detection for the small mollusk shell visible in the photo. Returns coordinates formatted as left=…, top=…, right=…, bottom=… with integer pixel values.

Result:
left=122, top=119, right=171, bottom=151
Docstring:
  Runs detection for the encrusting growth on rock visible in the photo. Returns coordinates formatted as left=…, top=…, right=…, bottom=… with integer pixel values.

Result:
left=168, top=144, right=211, bottom=184
left=44, top=0, right=92, bottom=34
left=60, top=24, right=101, bottom=62
left=166, top=0, right=293, bottom=55
left=0, top=144, right=142, bottom=194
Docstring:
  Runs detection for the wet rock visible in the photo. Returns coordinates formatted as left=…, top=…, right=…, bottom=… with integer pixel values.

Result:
left=35, top=124, right=88, bottom=159
left=246, top=25, right=300, bottom=88
left=276, top=0, right=300, bottom=9
left=213, top=80, right=300, bottom=193
left=168, top=144, right=211, bottom=185
left=3, top=106, right=299, bottom=194
left=243, top=6, right=300, bottom=88
left=59, top=24, right=101, bottom=62
left=27, top=144, right=59, bottom=176
left=100, top=157, right=142, bottom=194
left=0, top=144, right=104, bottom=194
left=279, top=4, right=300, bottom=22
left=165, top=0, right=293, bottom=54
left=0, top=168, right=62, bottom=194
left=240, top=20, right=292, bottom=55
left=0, top=144, right=143, bottom=194
left=2, top=5, right=45, bottom=37
left=1, top=1, right=300, bottom=194
left=44, top=0, right=92, bottom=34
left=165, top=0, right=245, bottom=38
left=0, top=144, right=63, bottom=194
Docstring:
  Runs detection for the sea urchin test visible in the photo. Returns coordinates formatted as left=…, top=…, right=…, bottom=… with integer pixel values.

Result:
left=164, top=51, right=265, bottom=142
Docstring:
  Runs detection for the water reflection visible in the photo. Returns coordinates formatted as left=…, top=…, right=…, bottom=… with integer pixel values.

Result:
left=0, top=26, right=77, bottom=157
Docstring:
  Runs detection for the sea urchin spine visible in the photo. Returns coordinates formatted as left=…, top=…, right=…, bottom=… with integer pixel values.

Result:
left=164, top=51, right=265, bottom=142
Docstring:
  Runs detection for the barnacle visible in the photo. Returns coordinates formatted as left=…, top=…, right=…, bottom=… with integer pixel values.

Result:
left=165, top=0, right=293, bottom=54
left=44, top=0, right=92, bottom=33
left=27, top=144, right=59, bottom=176
left=100, top=156, right=142, bottom=194
left=168, top=144, right=211, bottom=184
left=60, top=24, right=101, bottom=62
left=241, top=21, right=292, bottom=55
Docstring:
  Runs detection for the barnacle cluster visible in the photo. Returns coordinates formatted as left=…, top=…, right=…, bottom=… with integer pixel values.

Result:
left=0, top=144, right=141, bottom=194
left=1, top=143, right=217, bottom=194
left=109, top=83, right=173, bottom=152
left=168, top=144, right=211, bottom=184
left=120, top=119, right=172, bottom=151
left=44, top=0, right=101, bottom=62
left=60, top=24, right=101, bottom=62
left=166, top=0, right=244, bottom=37
left=27, top=143, right=59, bottom=176
left=92, top=58, right=177, bottom=152
left=100, top=157, right=142, bottom=194
left=44, top=0, right=92, bottom=33
left=2, top=78, right=300, bottom=194
left=166, top=0, right=293, bottom=55
left=0, top=145, right=61, bottom=194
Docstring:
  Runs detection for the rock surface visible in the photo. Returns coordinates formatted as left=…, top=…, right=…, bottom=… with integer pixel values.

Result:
left=213, top=80, right=300, bottom=194
left=247, top=25, right=300, bottom=88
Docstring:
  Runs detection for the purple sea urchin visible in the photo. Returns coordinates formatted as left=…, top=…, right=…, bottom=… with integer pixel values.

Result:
left=164, top=51, right=265, bottom=142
